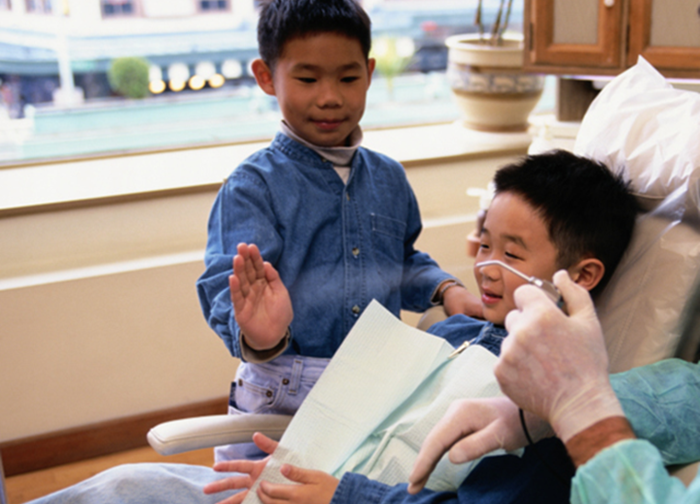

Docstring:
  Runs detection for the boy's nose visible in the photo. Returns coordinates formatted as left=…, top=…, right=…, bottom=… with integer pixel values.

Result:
left=316, top=82, right=343, bottom=108
left=478, top=263, right=501, bottom=282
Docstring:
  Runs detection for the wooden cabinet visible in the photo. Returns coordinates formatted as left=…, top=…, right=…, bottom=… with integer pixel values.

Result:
left=524, top=0, right=700, bottom=78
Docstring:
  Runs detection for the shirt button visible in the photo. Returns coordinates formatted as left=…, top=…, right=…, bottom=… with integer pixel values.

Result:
left=346, top=193, right=350, bottom=201
left=266, top=390, right=273, bottom=398
left=282, top=378, right=290, bottom=385
left=238, top=379, right=243, bottom=386
left=352, top=305, right=361, bottom=314
left=352, top=247, right=360, bottom=257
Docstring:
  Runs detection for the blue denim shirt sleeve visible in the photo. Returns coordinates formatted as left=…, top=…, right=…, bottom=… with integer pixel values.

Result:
left=330, top=473, right=459, bottom=504
left=195, top=166, right=283, bottom=359
left=196, top=133, right=455, bottom=360
left=610, top=359, right=700, bottom=465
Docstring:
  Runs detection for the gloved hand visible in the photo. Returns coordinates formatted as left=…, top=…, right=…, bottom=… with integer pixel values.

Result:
left=407, top=396, right=552, bottom=494
left=497, top=270, right=624, bottom=443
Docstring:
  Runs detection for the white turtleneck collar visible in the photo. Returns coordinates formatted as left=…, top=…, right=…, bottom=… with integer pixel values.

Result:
left=280, top=121, right=363, bottom=184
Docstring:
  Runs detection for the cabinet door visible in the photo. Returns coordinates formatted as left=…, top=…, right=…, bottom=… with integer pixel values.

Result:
left=627, top=0, right=700, bottom=76
left=525, top=0, right=625, bottom=74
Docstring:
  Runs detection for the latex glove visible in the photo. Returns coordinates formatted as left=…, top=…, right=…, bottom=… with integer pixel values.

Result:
left=230, top=243, right=293, bottom=351
left=408, top=396, right=552, bottom=494
left=497, top=270, right=624, bottom=443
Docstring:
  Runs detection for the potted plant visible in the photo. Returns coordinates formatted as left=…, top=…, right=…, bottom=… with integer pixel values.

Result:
left=445, top=0, right=544, bottom=132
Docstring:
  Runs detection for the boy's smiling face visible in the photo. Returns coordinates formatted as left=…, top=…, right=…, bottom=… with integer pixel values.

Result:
left=474, top=191, right=561, bottom=326
left=253, top=32, right=375, bottom=147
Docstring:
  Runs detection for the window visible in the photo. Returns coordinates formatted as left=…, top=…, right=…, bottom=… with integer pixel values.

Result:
left=199, top=0, right=228, bottom=11
left=25, top=0, right=51, bottom=13
left=0, top=0, right=549, bottom=165
left=101, top=0, right=135, bottom=17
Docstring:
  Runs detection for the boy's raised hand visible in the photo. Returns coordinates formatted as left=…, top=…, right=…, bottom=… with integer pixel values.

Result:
left=203, top=432, right=279, bottom=504
left=230, top=243, right=293, bottom=351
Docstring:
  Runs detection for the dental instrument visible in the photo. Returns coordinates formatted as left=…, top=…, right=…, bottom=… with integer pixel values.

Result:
left=475, top=260, right=565, bottom=309
left=449, top=260, right=565, bottom=359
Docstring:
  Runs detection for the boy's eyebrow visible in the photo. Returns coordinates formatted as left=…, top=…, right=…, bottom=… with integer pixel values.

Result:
left=481, top=227, right=529, bottom=250
left=503, top=233, right=529, bottom=250
left=290, top=62, right=364, bottom=72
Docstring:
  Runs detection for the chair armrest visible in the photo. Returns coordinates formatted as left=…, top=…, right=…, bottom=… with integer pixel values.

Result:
left=147, top=414, right=293, bottom=456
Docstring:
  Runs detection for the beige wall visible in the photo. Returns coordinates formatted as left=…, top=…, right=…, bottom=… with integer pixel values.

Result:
left=0, top=148, right=522, bottom=443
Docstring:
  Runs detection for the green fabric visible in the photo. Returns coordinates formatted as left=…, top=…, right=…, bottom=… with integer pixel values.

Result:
left=571, top=360, right=700, bottom=503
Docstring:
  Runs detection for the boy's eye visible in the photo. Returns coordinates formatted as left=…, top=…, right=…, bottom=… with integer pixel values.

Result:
left=505, top=251, right=521, bottom=260
left=341, top=76, right=360, bottom=83
left=297, top=77, right=316, bottom=83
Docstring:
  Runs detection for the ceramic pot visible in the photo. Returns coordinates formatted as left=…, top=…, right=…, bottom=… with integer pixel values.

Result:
left=446, top=33, right=544, bottom=132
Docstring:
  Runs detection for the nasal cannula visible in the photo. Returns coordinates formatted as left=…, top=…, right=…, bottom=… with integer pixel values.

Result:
left=448, top=260, right=565, bottom=359
left=475, top=260, right=565, bottom=310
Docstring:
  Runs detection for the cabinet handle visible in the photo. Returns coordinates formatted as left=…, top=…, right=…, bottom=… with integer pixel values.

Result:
left=603, top=0, right=614, bottom=6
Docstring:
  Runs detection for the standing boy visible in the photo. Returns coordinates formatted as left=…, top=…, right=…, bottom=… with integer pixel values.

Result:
left=196, top=0, right=481, bottom=462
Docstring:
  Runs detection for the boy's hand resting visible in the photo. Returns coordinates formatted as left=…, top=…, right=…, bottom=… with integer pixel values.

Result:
left=443, top=285, right=484, bottom=319
left=203, top=431, right=338, bottom=504
left=203, top=432, right=278, bottom=504
left=230, top=243, right=294, bottom=351
left=257, top=465, right=339, bottom=504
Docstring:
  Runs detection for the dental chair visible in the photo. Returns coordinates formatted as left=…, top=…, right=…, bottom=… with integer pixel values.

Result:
left=147, top=58, right=700, bottom=485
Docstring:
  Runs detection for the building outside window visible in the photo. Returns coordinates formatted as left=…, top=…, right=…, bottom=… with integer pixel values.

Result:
left=199, top=0, right=228, bottom=12
left=101, top=0, right=135, bottom=17
left=25, top=0, right=52, bottom=13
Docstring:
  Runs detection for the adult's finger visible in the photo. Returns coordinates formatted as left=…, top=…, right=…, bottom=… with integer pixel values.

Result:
left=551, top=270, right=596, bottom=318
left=408, top=402, right=471, bottom=493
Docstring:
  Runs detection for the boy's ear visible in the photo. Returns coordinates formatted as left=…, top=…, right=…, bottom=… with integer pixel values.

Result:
left=251, top=58, right=276, bottom=96
left=367, top=57, right=376, bottom=85
left=568, top=258, right=605, bottom=292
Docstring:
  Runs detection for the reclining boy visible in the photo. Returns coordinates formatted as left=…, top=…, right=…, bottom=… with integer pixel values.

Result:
left=25, top=150, right=638, bottom=504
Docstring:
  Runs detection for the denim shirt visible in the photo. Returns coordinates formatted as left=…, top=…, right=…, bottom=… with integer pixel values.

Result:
left=196, top=132, right=454, bottom=360
left=426, top=314, right=508, bottom=356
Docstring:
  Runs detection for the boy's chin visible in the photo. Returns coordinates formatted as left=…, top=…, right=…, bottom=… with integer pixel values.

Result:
left=482, top=306, right=507, bottom=326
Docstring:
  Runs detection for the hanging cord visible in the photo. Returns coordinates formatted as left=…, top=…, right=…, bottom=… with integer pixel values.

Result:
left=518, top=408, right=572, bottom=486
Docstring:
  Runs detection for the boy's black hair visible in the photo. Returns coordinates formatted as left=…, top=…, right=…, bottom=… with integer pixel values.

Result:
left=257, top=0, right=371, bottom=70
left=493, top=149, right=638, bottom=296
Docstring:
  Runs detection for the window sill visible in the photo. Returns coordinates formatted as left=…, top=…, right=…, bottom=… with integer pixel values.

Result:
left=0, top=121, right=535, bottom=217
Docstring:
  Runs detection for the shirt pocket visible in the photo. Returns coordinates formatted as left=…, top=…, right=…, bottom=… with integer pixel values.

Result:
left=370, top=213, right=406, bottom=284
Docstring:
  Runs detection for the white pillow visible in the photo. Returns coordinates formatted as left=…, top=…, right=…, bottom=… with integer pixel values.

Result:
left=574, top=57, right=700, bottom=372
left=575, top=57, right=700, bottom=216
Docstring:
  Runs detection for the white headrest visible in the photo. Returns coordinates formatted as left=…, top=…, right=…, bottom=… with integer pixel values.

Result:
left=574, top=58, right=700, bottom=372
left=575, top=57, right=700, bottom=216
